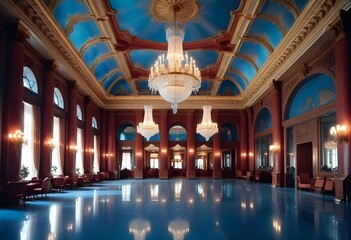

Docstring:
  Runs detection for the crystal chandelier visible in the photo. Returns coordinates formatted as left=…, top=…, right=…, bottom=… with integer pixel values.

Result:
left=148, top=5, right=201, bottom=114
left=330, top=124, right=348, bottom=143
left=137, top=105, right=159, bottom=141
left=196, top=105, right=218, bottom=141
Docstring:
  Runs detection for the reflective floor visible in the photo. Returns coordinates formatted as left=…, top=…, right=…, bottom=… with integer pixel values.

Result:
left=0, top=179, right=350, bottom=240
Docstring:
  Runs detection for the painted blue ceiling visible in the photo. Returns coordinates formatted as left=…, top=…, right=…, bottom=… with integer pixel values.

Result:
left=48, top=0, right=309, bottom=97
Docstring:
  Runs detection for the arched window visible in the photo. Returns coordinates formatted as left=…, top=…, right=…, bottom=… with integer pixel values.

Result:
left=220, top=123, right=239, bottom=141
left=254, top=107, right=273, bottom=170
left=92, top=117, right=98, bottom=129
left=53, top=87, right=64, bottom=109
left=118, top=123, right=135, bottom=141
left=286, top=74, right=335, bottom=119
left=77, top=104, right=83, bottom=121
left=169, top=125, right=186, bottom=141
left=23, top=67, right=38, bottom=94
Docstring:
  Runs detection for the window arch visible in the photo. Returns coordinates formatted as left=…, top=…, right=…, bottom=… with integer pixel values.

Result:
left=53, top=87, right=64, bottom=109
left=169, top=125, right=186, bottom=141
left=118, top=123, right=135, bottom=141
left=220, top=123, right=239, bottom=141
left=92, top=117, right=98, bottom=129
left=23, top=67, right=38, bottom=94
left=286, top=73, right=335, bottom=119
left=254, top=107, right=272, bottom=134
left=77, top=104, right=83, bottom=121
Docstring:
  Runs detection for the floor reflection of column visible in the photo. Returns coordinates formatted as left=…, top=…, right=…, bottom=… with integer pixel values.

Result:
left=168, top=219, right=189, bottom=240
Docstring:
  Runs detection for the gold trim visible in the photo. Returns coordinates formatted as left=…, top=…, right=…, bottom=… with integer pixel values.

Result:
left=149, top=0, right=200, bottom=23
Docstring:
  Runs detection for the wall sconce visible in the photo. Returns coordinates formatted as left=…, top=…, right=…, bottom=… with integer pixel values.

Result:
left=161, top=149, right=167, bottom=154
left=189, top=148, right=194, bottom=154
left=241, top=153, right=247, bottom=158
left=249, top=152, right=254, bottom=158
left=69, top=145, right=78, bottom=153
left=214, top=152, right=220, bottom=157
left=8, top=130, right=27, bottom=150
left=47, top=138, right=56, bottom=151
left=330, top=124, right=348, bottom=143
left=269, top=144, right=280, bottom=154
left=136, top=152, right=142, bottom=157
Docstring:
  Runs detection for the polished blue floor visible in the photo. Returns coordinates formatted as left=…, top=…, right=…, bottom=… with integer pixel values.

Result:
left=0, top=179, right=350, bottom=240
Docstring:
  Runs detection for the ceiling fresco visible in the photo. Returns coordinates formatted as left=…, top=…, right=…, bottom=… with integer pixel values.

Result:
left=45, top=0, right=308, bottom=98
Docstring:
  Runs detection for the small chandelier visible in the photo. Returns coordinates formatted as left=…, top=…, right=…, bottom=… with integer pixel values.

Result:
left=330, top=124, right=348, bottom=143
left=196, top=105, right=218, bottom=141
left=148, top=4, right=201, bottom=114
left=137, top=105, right=159, bottom=141
left=8, top=129, right=27, bottom=150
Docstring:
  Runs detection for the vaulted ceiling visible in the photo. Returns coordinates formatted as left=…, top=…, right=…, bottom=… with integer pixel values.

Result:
left=1, top=0, right=344, bottom=110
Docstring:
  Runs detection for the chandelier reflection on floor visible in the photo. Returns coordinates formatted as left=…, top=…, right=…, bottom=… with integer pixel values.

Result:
left=196, top=105, right=218, bottom=141
left=148, top=4, right=201, bottom=114
left=137, top=105, right=159, bottom=141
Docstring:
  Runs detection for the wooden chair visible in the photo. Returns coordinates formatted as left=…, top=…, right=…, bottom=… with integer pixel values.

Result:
left=323, top=178, right=334, bottom=196
left=33, top=177, right=50, bottom=198
left=297, top=173, right=313, bottom=191
left=312, top=177, right=325, bottom=193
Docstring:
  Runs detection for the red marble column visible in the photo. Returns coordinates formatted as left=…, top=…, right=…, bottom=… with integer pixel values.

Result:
left=239, top=110, right=248, bottom=172
left=84, top=97, right=93, bottom=174
left=65, top=81, right=77, bottom=176
left=159, top=110, right=169, bottom=179
left=106, top=111, right=116, bottom=178
left=100, top=110, right=107, bottom=172
left=39, top=60, right=56, bottom=179
left=334, top=10, right=351, bottom=177
left=212, top=109, right=221, bottom=178
left=134, top=110, right=144, bottom=179
left=246, top=107, right=254, bottom=172
left=271, top=80, right=283, bottom=186
left=186, top=111, right=196, bottom=178
left=0, top=24, right=27, bottom=181
left=329, top=10, right=351, bottom=201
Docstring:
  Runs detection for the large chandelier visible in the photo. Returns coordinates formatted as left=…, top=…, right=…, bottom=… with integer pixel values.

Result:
left=137, top=105, right=159, bottom=141
left=196, top=105, right=218, bottom=141
left=148, top=4, right=201, bottom=114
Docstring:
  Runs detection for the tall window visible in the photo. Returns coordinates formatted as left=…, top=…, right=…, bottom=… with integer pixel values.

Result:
left=255, top=135, right=272, bottom=169
left=52, top=117, right=62, bottom=175
left=76, top=128, right=84, bottom=174
left=21, top=102, right=37, bottom=179
left=93, top=135, right=99, bottom=173
left=150, top=153, right=159, bottom=169
left=121, top=151, right=132, bottom=170
left=320, top=113, right=337, bottom=173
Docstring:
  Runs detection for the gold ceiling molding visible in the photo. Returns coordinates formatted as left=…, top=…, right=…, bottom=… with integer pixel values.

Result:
left=79, top=36, right=110, bottom=56
left=65, top=14, right=96, bottom=35
left=256, top=13, right=287, bottom=36
left=242, top=35, right=274, bottom=54
left=272, top=0, right=300, bottom=20
left=149, top=0, right=199, bottom=23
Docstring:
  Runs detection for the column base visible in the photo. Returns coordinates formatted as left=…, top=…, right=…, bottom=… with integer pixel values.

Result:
left=212, top=170, right=222, bottom=179
left=134, top=170, right=143, bottom=179
left=271, top=172, right=281, bottom=187
left=186, top=170, right=196, bottom=179
left=159, top=170, right=169, bottom=179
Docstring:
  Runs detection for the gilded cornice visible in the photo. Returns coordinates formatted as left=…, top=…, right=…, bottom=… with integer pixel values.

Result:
left=11, top=0, right=108, bottom=107
left=242, top=0, right=341, bottom=106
